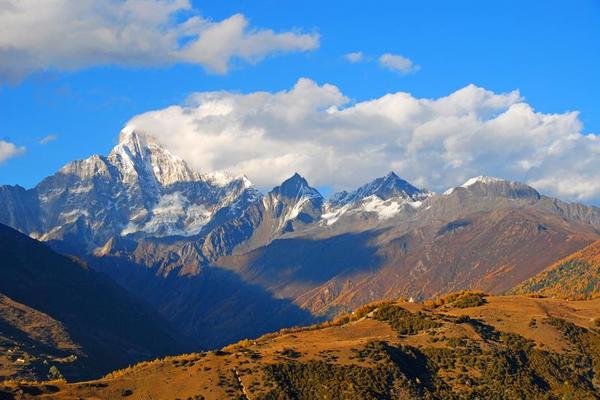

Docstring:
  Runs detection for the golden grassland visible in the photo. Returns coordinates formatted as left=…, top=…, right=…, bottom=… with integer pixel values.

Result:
left=3, top=294, right=600, bottom=399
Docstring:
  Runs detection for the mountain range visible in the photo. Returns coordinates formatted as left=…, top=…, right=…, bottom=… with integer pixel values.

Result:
left=2, top=129, right=600, bottom=377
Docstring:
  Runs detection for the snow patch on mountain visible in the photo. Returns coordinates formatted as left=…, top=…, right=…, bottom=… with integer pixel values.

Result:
left=361, top=196, right=404, bottom=220
left=58, top=209, right=89, bottom=224
left=121, top=192, right=213, bottom=237
left=204, top=171, right=237, bottom=187
left=286, top=197, right=314, bottom=221
left=359, top=195, right=424, bottom=220
left=461, top=176, right=504, bottom=188
left=321, top=204, right=351, bottom=226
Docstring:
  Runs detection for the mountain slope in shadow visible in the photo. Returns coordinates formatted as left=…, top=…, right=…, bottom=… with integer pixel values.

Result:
left=91, top=255, right=317, bottom=349
left=0, top=224, right=185, bottom=381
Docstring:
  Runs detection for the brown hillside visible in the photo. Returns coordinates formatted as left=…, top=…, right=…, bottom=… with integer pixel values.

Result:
left=219, top=207, right=598, bottom=316
left=4, top=294, right=600, bottom=399
left=510, top=239, right=600, bottom=299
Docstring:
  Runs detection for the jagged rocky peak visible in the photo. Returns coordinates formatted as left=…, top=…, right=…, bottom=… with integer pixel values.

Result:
left=113, top=129, right=257, bottom=192
left=446, top=175, right=541, bottom=200
left=263, top=173, right=324, bottom=232
left=271, top=173, right=323, bottom=202
left=330, top=171, right=430, bottom=207
left=109, top=128, right=203, bottom=186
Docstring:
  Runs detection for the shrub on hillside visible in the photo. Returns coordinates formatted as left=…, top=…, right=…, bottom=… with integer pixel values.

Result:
left=452, top=292, right=487, bottom=308
left=373, top=304, right=440, bottom=335
left=425, top=290, right=488, bottom=309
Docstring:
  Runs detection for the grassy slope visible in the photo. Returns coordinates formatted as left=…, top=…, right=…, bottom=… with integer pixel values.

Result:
left=510, top=239, right=600, bottom=299
left=4, top=294, right=600, bottom=399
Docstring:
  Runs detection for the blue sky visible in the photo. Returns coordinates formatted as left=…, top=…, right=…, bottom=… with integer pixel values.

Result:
left=1, top=0, right=599, bottom=201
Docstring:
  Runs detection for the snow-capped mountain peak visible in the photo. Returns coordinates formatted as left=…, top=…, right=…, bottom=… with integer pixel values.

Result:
left=263, top=173, right=324, bottom=233
left=461, top=176, right=504, bottom=188
left=272, top=173, right=323, bottom=201
left=444, top=176, right=541, bottom=200
left=330, top=171, right=429, bottom=207
left=321, top=173, right=430, bottom=226
left=109, top=129, right=202, bottom=187
left=22, top=129, right=263, bottom=244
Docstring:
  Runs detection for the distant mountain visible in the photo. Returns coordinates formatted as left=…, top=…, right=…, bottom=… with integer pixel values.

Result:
left=0, top=130, right=259, bottom=252
left=6, top=294, right=600, bottom=399
left=330, top=171, right=430, bottom=207
left=510, top=239, right=600, bottom=299
left=261, top=172, right=325, bottom=234
left=87, top=172, right=326, bottom=348
left=446, top=175, right=542, bottom=200
left=321, top=172, right=431, bottom=227
left=0, top=223, right=184, bottom=381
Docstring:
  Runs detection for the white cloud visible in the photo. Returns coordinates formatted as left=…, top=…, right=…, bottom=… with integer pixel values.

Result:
left=39, top=135, right=58, bottom=145
left=344, top=52, right=364, bottom=63
left=0, top=140, right=25, bottom=164
left=0, top=0, right=319, bottom=82
left=124, top=78, right=600, bottom=202
left=379, top=53, right=419, bottom=74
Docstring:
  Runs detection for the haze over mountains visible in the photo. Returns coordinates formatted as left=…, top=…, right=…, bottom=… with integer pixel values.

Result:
left=2, top=129, right=600, bottom=380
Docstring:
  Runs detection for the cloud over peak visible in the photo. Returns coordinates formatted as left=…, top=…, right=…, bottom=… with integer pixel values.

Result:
left=123, top=79, right=600, bottom=202
left=0, top=0, right=319, bottom=82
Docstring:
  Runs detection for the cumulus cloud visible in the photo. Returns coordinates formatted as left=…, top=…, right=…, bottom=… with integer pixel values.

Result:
left=124, top=78, right=600, bottom=202
left=0, top=0, right=319, bottom=82
left=0, top=140, right=25, bottom=164
left=344, top=52, right=364, bottom=63
left=39, top=135, right=58, bottom=145
left=379, top=53, right=419, bottom=74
